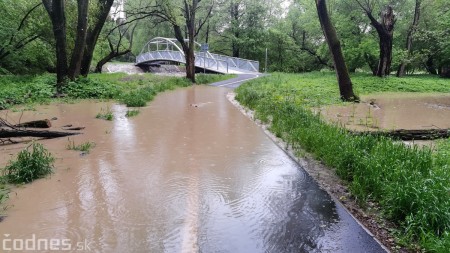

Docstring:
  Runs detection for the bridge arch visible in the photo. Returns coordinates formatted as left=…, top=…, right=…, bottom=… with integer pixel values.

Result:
left=139, top=37, right=202, bottom=57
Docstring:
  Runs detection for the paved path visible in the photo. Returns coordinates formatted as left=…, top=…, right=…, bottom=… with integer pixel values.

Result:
left=210, top=73, right=264, bottom=89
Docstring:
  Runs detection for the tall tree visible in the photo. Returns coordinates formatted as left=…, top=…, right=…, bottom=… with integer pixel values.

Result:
left=356, top=1, right=395, bottom=77
left=151, top=0, right=214, bottom=83
left=397, top=0, right=421, bottom=77
left=315, top=0, right=358, bottom=101
left=68, top=0, right=89, bottom=79
left=42, top=0, right=69, bottom=94
left=80, top=0, right=115, bottom=76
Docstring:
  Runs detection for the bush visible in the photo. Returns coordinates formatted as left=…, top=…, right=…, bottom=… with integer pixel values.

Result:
left=64, top=77, right=121, bottom=99
left=3, top=143, right=55, bottom=184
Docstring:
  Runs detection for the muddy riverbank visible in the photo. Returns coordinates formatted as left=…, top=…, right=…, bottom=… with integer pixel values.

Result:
left=0, top=86, right=386, bottom=252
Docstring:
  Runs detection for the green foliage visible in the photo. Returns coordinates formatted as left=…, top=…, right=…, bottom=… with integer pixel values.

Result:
left=66, top=139, right=96, bottom=153
left=3, top=143, right=55, bottom=184
left=236, top=72, right=450, bottom=108
left=64, top=77, right=121, bottom=99
left=236, top=72, right=450, bottom=251
left=96, top=106, right=114, bottom=121
left=0, top=74, right=54, bottom=109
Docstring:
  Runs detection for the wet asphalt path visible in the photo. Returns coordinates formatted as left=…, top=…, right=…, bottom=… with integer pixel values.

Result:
left=209, top=74, right=388, bottom=252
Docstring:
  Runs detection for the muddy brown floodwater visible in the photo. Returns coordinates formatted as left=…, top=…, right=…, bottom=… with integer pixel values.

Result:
left=0, top=86, right=386, bottom=252
left=322, top=93, right=450, bottom=131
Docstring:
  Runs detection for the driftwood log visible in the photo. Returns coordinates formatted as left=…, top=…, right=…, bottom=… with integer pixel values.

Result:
left=14, top=119, right=52, bottom=128
left=352, top=129, right=450, bottom=141
left=0, top=118, right=80, bottom=140
left=0, top=129, right=79, bottom=139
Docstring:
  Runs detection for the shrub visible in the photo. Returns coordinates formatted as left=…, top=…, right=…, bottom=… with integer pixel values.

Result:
left=64, top=77, right=121, bottom=99
left=3, top=143, right=55, bottom=184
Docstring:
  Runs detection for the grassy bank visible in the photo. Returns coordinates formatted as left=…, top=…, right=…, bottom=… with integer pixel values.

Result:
left=236, top=72, right=450, bottom=252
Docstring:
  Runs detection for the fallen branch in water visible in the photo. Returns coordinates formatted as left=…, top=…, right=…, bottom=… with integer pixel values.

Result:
left=351, top=129, right=450, bottom=141
left=0, top=118, right=80, bottom=140
left=14, top=119, right=52, bottom=128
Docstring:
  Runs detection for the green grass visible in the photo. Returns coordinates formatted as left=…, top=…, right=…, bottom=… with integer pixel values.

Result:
left=236, top=72, right=450, bottom=252
left=2, top=142, right=55, bottom=184
left=196, top=73, right=236, bottom=84
left=125, top=109, right=140, bottom=117
left=238, top=72, right=450, bottom=108
left=66, top=139, right=96, bottom=153
left=96, top=106, right=114, bottom=121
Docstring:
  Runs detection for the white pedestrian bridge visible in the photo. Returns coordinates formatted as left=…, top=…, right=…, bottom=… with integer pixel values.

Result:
left=136, top=37, right=260, bottom=74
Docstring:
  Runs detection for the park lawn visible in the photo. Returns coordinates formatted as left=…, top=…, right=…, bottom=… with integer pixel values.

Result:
left=235, top=72, right=450, bottom=252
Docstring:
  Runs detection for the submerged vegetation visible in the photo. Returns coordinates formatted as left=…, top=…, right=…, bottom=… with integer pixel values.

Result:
left=236, top=72, right=450, bottom=252
left=125, top=109, right=140, bottom=117
left=66, top=139, right=96, bottom=153
left=96, top=106, right=114, bottom=121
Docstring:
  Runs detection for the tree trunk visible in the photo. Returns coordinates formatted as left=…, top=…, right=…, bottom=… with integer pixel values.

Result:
left=377, top=31, right=393, bottom=77
left=68, top=0, right=89, bottom=80
left=375, top=6, right=395, bottom=77
left=315, top=0, right=358, bottom=102
left=80, top=0, right=115, bottom=76
left=358, top=3, right=395, bottom=77
left=173, top=0, right=199, bottom=83
left=425, top=56, right=438, bottom=75
left=42, top=0, right=69, bottom=94
left=14, top=119, right=52, bottom=128
left=397, top=0, right=421, bottom=77
left=0, top=129, right=79, bottom=139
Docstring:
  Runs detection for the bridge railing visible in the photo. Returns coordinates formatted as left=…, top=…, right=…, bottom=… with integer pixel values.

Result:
left=195, top=52, right=229, bottom=73
left=136, top=50, right=184, bottom=64
left=208, top=53, right=259, bottom=72
left=136, top=50, right=259, bottom=73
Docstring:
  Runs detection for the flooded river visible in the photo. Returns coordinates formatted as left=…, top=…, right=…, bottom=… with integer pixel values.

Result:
left=0, top=86, right=385, bottom=252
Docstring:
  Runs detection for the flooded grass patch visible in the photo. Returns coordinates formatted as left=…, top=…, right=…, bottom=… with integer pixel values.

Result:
left=66, top=139, right=96, bottom=153
left=96, top=106, right=114, bottom=120
left=236, top=72, right=450, bottom=252
left=125, top=109, right=140, bottom=117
